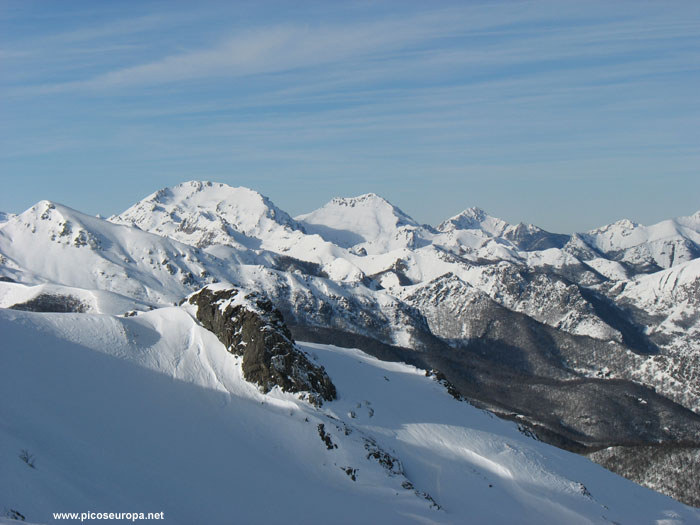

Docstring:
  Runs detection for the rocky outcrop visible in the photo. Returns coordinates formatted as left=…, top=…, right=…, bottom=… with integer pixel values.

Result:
left=188, top=286, right=336, bottom=405
left=10, top=293, right=88, bottom=313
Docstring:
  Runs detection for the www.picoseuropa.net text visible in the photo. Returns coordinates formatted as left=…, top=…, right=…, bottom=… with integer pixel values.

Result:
left=52, top=511, right=165, bottom=522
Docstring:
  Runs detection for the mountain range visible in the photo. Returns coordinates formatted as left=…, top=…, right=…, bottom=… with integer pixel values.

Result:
left=1, top=180, right=699, bottom=522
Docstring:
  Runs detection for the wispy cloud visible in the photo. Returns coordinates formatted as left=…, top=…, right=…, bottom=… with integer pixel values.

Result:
left=9, top=11, right=196, bottom=48
left=19, top=10, right=472, bottom=92
left=2, top=1, right=699, bottom=231
left=13, top=3, right=698, bottom=98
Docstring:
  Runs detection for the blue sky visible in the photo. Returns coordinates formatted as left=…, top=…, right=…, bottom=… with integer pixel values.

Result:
left=1, top=0, right=699, bottom=232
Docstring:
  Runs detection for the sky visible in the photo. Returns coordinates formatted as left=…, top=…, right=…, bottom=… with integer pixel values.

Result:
left=1, top=0, right=699, bottom=233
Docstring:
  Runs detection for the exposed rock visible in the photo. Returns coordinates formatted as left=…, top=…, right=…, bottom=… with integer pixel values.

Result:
left=10, top=293, right=88, bottom=313
left=340, top=466, right=358, bottom=481
left=317, top=423, right=337, bottom=450
left=188, top=286, right=336, bottom=405
left=363, top=437, right=403, bottom=476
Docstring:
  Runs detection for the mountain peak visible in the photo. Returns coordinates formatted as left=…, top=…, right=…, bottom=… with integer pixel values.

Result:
left=296, top=193, right=421, bottom=251
left=461, top=206, right=488, bottom=219
left=111, top=181, right=302, bottom=248
left=330, top=192, right=386, bottom=206
left=588, top=218, right=640, bottom=236
left=144, top=180, right=269, bottom=209
left=326, top=193, right=415, bottom=221
left=437, top=207, right=509, bottom=235
left=583, top=213, right=700, bottom=270
left=23, top=200, right=76, bottom=224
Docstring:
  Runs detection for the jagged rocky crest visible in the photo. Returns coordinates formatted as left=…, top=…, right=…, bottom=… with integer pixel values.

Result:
left=187, top=286, right=336, bottom=406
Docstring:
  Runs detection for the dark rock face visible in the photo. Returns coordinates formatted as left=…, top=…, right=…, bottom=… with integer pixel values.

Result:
left=502, top=223, right=570, bottom=251
left=10, top=293, right=88, bottom=313
left=188, top=287, right=336, bottom=405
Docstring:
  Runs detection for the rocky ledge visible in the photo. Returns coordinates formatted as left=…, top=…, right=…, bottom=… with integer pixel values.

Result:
left=188, top=286, right=336, bottom=406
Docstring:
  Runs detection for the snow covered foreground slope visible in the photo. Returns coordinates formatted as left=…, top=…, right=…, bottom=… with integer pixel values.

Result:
left=1, top=307, right=698, bottom=524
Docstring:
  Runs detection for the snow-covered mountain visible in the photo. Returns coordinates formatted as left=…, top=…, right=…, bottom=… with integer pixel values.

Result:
left=2, top=299, right=699, bottom=524
left=581, top=213, right=700, bottom=272
left=111, top=180, right=304, bottom=249
left=438, top=207, right=510, bottom=236
left=296, top=192, right=430, bottom=254
left=612, top=258, right=700, bottom=413
left=0, top=199, right=233, bottom=305
left=2, top=180, right=700, bottom=513
left=110, top=181, right=354, bottom=277
left=436, top=207, right=569, bottom=253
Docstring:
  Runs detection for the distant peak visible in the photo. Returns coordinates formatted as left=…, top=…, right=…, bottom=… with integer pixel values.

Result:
left=112, top=181, right=301, bottom=241
left=457, top=207, right=488, bottom=221
left=30, top=200, right=62, bottom=218
left=146, top=181, right=265, bottom=205
left=318, top=192, right=418, bottom=226
left=589, top=218, right=640, bottom=235
left=330, top=193, right=390, bottom=207
left=176, top=180, right=253, bottom=194
left=438, top=207, right=504, bottom=232
left=513, top=221, right=544, bottom=233
left=613, top=218, right=640, bottom=229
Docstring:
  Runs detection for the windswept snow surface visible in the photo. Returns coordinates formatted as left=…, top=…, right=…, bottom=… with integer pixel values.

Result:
left=1, top=307, right=698, bottom=524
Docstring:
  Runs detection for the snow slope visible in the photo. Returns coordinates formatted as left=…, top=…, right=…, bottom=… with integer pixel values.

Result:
left=0, top=200, right=236, bottom=305
left=436, top=207, right=569, bottom=253
left=0, top=211, right=14, bottom=226
left=110, top=180, right=303, bottom=250
left=583, top=213, right=700, bottom=270
left=1, top=307, right=698, bottom=524
left=622, top=257, right=700, bottom=308
left=296, top=193, right=429, bottom=254
left=0, top=280, right=148, bottom=314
